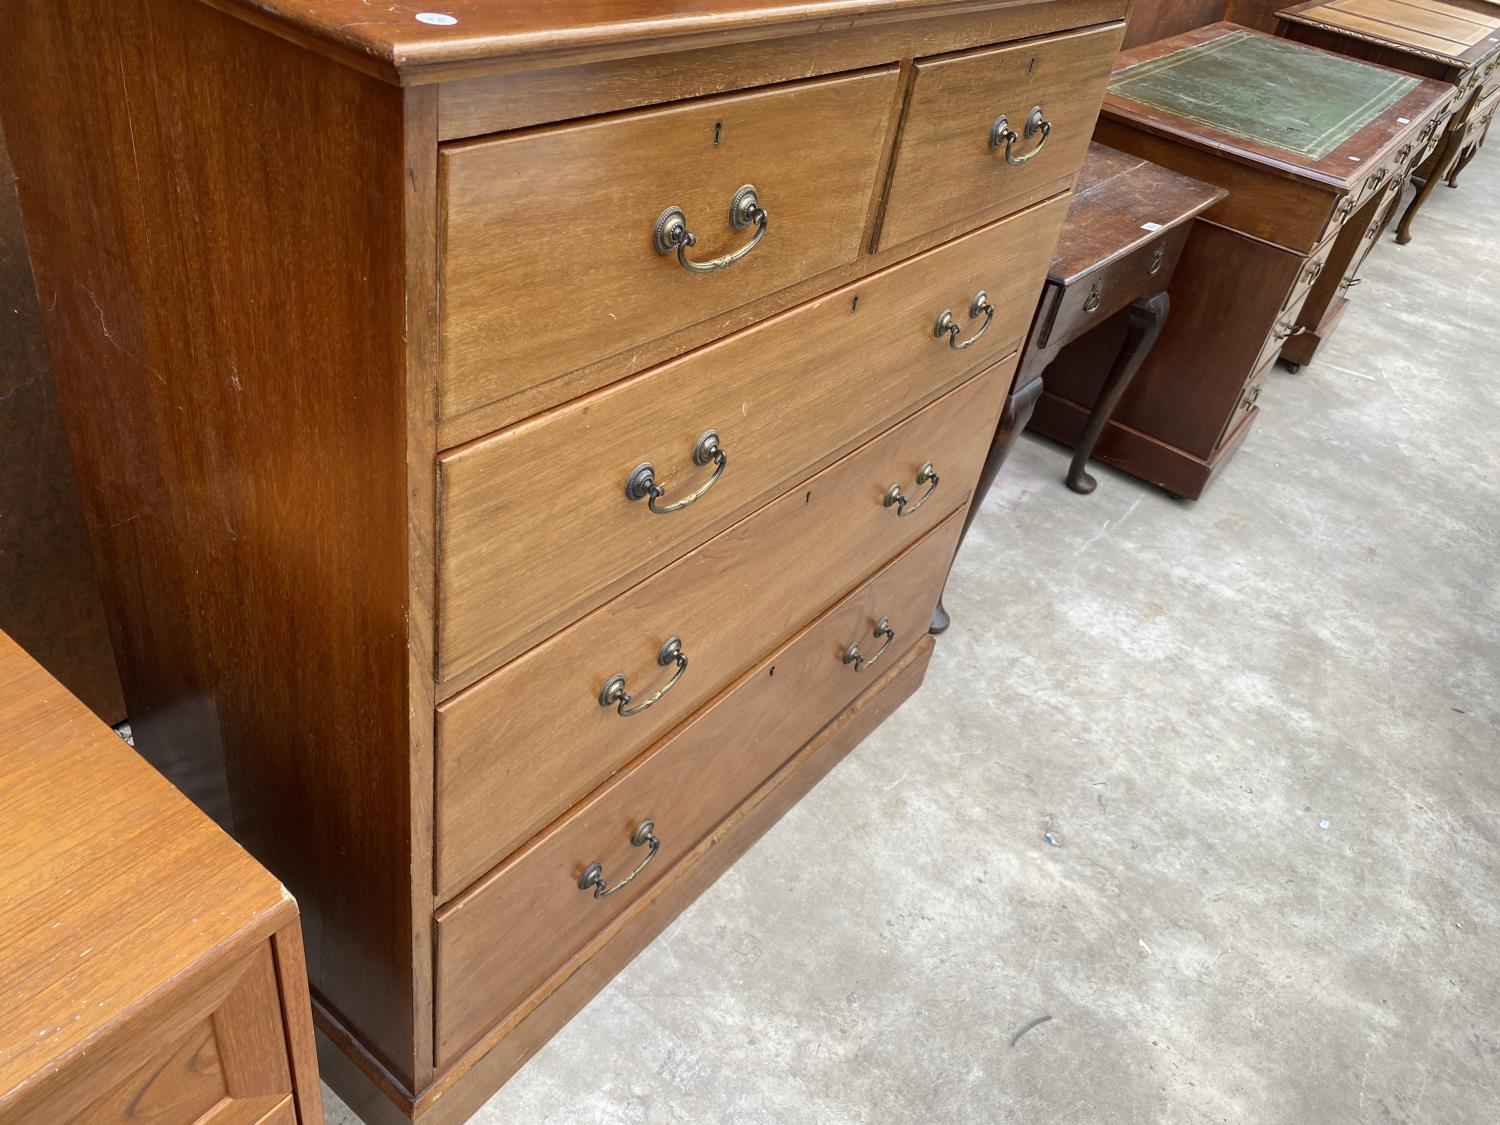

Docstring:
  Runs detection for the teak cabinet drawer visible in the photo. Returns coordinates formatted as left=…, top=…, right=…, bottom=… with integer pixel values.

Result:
left=878, top=22, right=1121, bottom=250
left=439, top=68, right=899, bottom=425
left=436, top=195, right=1067, bottom=691
left=1039, top=224, right=1190, bottom=349
left=434, top=361, right=1013, bottom=897
left=433, top=508, right=968, bottom=1066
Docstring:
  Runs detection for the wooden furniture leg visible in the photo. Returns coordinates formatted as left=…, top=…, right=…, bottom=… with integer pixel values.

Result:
left=1446, top=141, right=1479, bottom=187
left=1397, top=129, right=1461, bottom=244
left=930, top=375, right=1045, bottom=634
left=1066, top=291, right=1170, bottom=494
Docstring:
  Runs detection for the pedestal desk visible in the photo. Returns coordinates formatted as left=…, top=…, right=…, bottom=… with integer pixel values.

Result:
left=0, top=630, right=323, bottom=1125
left=0, top=1, right=1126, bottom=1121
left=1061, top=23, right=1452, bottom=498
left=1277, top=0, right=1500, bottom=244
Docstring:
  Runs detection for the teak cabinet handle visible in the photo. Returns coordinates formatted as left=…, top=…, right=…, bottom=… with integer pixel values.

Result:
left=599, top=637, right=688, bottom=717
left=884, top=462, right=940, bottom=517
left=626, top=430, right=727, bottom=514
left=933, top=290, right=995, bottom=351
left=578, top=820, right=660, bottom=899
left=654, top=184, right=767, bottom=273
left=990, top=105, right=1052, bottom=165
left=843, top=617, right=895, bottom=673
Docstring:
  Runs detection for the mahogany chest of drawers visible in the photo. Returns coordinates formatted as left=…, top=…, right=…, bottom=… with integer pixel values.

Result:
left=0, top=630, right=323, bottom=1125
left=0, top=1, right=1123, bottom=1120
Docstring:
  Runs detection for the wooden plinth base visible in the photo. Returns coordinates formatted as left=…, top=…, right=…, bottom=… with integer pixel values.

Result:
left=1029, top=390, right=1258, bottom=500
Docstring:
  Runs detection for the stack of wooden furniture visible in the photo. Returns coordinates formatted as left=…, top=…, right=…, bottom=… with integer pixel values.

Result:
left=0, top=0, right=1129, bottom=1120
left=1277, top=0, right=1500, bottom=244
left=1031, top=23, right=1452, bottom=498
left=0, top=629, right=322, bottom=1125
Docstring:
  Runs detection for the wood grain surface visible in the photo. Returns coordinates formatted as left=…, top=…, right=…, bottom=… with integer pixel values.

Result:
left=439, top=68, right=898, bottom=422
left=437, top=195, right=1065, bottom=693
left=878, top=22, right=1122, bottom=249
left=435, top=361, right=1009, bottom=896
left=0, top=0, right=430, bottom=1087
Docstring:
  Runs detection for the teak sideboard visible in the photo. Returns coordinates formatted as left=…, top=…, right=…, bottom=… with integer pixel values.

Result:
left=0, top=629, right=323, bottom=1125
left=0, top=1, right=1124, bottom=1120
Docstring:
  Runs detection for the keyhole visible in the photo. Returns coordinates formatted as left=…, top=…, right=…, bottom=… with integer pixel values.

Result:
left=1028, top=56, right=1037, bottom=74
left=713, top=121, right=722, bottom=146
left=851, top=295, right=860, bottom=313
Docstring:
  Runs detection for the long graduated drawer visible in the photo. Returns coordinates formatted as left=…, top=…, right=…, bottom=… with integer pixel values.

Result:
left=437, top=194, right=1069, bottom=692
left=435, top=360, right=1013, bottom=897
left=434, top=506, right=966, bottom=1065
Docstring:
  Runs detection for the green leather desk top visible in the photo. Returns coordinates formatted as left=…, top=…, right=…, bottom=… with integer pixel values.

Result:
left=1109, top=28, right=1421, bottom=160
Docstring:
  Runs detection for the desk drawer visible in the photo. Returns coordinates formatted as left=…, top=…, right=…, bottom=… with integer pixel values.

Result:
left=1038, top=224, right=1190, bottom=349
left=434, top=507, right=967, bottom=1066
left=437, top=195, right=1067, bottom=691
left=435, top=361, right=1011, bottom=897
left=1280, top=234, right=1337, bottom=315
left=440, top=68, right=899, bottom=424
left=879, top=22, right=1121, bottom=250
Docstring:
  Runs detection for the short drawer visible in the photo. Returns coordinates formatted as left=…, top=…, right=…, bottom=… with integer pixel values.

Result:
left=437, top=194, right=1068, bottom=691
left=878, top=22, right=1121, bottom=250
left=1255, top=311, right=1304, bottom=373
left=439, top=68, right=899, bottom=424
left=433, top=507, right=967, bottom=1066
left=1037, top=224, right=1190, bottom=349
left=435, top=360, right=1012, bottom=897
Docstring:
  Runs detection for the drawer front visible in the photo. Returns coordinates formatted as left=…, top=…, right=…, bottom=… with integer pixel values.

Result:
left=1281, top=234, right=1337, bottom=315
left=434, top=508, right=967, bottom=1065
left=435, top=361, right=1012, bottom=896
left=437, top=195, right=1068, bottom=691
left=11, top=943, right=295, bottom=1125
left=879, top=22, right=1121, bottom=250
left=1039, top=224, right=1190, bottom=349
left=440, top=68, right=899, bottom=424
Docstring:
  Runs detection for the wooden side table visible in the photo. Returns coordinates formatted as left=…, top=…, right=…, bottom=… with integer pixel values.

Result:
left=931, top=144, right=1221, bottom=631
left=0, top=630, right=324, bottom=1125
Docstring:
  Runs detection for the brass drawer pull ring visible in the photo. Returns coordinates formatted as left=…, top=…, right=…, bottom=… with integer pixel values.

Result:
left=1274, top=323, right=1307, bottom=342
left=599, top=637, right=688, bottom=717
left=990, top=106, right=1052, bottom=165
left=934, top=291, right=994, bottom=351
left=884, top=462, right=940, bottom=517
left=843, top=618, right=894, bottom=673
left=654, top=184, right=767, bottom=274
left=626, top=430, right=727, bottom=514
left=578, top=820, right=660, bottom=899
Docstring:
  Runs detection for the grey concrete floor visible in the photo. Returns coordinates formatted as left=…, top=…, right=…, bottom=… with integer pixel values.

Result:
left=328, top=144, right=1500, bottom=1125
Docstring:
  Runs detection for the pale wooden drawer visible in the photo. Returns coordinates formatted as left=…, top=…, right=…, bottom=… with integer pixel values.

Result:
left=436, top=194, right=1069, bottom=693
left=434, top=359, right=1012, bottom=897
left=439, top=67, right=899, bottom=426
left=878, top=22, right=1121, bottom=251
left=433, top=505, right=968, bottom=1066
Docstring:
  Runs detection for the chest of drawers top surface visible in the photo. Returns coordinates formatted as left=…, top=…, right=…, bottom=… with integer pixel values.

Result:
left=1104, top=23, right=1454, bottom=187
left=0, top=630, right=294, bottom=1112
left=1279, top=0, right=1500, bottom=70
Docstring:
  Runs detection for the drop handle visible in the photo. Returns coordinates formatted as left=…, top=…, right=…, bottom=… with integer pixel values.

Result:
left=599, top=637, right=688, bottom=717
left=654, top=184, right=767, bottom=273
left=990, top=105, right=1052, bottom=165
left=884, top=462, right=940, bottom=517
left=934, top=291, right=995, bottom=351
left=626, top=430, right=727, bottom=514
left=842, top=618, right=895, bottom=673
left=578, top=820, right=660, bottom=899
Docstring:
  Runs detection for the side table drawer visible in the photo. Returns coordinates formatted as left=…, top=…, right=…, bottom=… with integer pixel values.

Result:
left=435, top=359, right=1013, bottom=896
left=1038, top=223, right=1191, bottom=349
left=879, top=22, right=1121, bottom=250
left=434, top=507, right=968, bottom=1066
left=440, top=68, right=899, bottom=423
left=437, top=195, right=1068, bottom=691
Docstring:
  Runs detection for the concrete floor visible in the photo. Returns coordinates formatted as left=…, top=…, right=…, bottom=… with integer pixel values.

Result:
left=327, top=144, right=1500, bottom=1125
